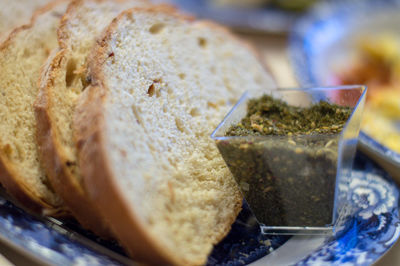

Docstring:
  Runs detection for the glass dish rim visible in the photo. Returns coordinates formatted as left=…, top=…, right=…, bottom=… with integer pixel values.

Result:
left=210, top=85, right=367, bottom=141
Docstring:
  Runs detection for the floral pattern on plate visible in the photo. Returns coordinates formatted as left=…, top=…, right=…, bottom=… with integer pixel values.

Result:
left=296, top=153, right=400, bottom=265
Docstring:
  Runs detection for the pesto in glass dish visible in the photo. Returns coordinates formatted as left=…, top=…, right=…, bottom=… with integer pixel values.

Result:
left=212, top=86, right=366, bottom=235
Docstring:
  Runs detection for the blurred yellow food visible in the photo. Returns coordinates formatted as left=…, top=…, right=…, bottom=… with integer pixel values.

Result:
left=359, top=34, right=400, bottom=64
left=357, top=35, right=400, bottom=152
left=362, top=108, right=400, bottom=153
left=368, top=87, right=400, bottom=119
left=340, top=34, right=400, bottom=152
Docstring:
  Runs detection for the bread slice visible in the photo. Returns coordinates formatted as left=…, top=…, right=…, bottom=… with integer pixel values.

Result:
left=35, top=0, right=150, bottom=237
left=0, top=0, right=55, bottom=39
left=0, top=0, right=69, bottom=215
left=74, top=7, right=275, bottom=265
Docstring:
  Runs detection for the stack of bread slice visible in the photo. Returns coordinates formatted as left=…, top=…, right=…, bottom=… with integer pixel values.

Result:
left=35, top=0, right=150, bottom=238
left=0, top=0, right=56, bottom=39
left=0, top=0, right=275, bottom=264
left=0, top=0, right=70, bottom=216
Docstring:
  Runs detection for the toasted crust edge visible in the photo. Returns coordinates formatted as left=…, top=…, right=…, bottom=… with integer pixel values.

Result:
left=57, top=0, right=151, bottom=50
left=33, top=0, right=153, bottom=237
left=0, top=158, right=56, bottom=215
left=35, top=47, right=113, bottom=236
left=77, top=7, right=197, bottom=265
left=75, top=7, right=244, bottom=265
left=37, top=0, right=177, bottom=238
left=75, top=83, right=183, bottom=265
left=0, top=0, right=69, bottom=215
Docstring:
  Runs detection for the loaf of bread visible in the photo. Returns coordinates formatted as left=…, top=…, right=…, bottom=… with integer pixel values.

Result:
left=0, top=0, right=55, bottom=39
left=35, top=0, right=150, bottom=237
left=74, top=7, right=274, bottom=265
left=0, top=0, right=69, bottom=215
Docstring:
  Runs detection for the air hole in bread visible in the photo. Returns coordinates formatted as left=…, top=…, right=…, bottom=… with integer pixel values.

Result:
left=80, top=73, right=90, bottom=91
left=51, top=11, right=63, bottom=18
left=65, top=160, right=76, bottom=167
left=126, top=12, right=135, bottom=22
left=149, top=23, right=165, bottom=34
left=198, top=37, right=207, bottom=48
left=204, top=153, right=213, bottom=161
left=120, top=149, right=127, bottom=158
left=2, top=144, right=12, bottom=159
left=175, top=117, right=185, bottom=133
left=210, top=66, right=216, bottom=74
left=190, top=108, right=200, bottom=117
left=178, top=73, right=186, bottom=80
left=23, top=48, right=31, bottom=57
left=167, top=86, right=173, bottom=95
left=147, top=84, right=155, bottom=97
left=83, top=75, right=92, bottom=90
left=207, top=102, right=218, bottom=109
left=148, top=143, right=156, bottom=152
left=66, top=161, right=77, bottom=176
left=45, top=47, right=52, bottom=57
left=65, top=59, right=78, bottom=87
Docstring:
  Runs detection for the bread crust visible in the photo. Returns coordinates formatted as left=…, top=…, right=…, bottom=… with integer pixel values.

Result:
left=57, top=0, right=154, bottom=50
left=75, top=7, right=243, bottom=265
left=75, top=84, right=184, bottom=265
left=0, top=0, right=64, bottom=50
left=35, top=47, right=114, bottom=235
left=0, top=0, right=69, bottom=216
left=35, top=0, right=175, bottom=237
left=0, top=157, right=58, bottom=215
left=34, top=0, right=150, bottom=237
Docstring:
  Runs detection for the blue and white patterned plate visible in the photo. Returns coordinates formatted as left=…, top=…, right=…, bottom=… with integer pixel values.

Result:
left=289, top=0, right=400, bottom=180
left=0, top=152, right=398, bottom=265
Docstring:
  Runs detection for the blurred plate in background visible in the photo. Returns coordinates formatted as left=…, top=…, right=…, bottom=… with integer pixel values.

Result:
left=156, top=0, right=307, bottom=33
left=289, top=0, right=400, bottom=181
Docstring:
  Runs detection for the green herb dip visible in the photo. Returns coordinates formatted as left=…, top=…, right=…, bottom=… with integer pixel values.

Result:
left=218, top=95, right=352, bottom=227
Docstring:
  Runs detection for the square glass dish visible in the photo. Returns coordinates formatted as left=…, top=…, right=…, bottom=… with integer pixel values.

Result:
left=211, top=86, right=367, bottom=235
